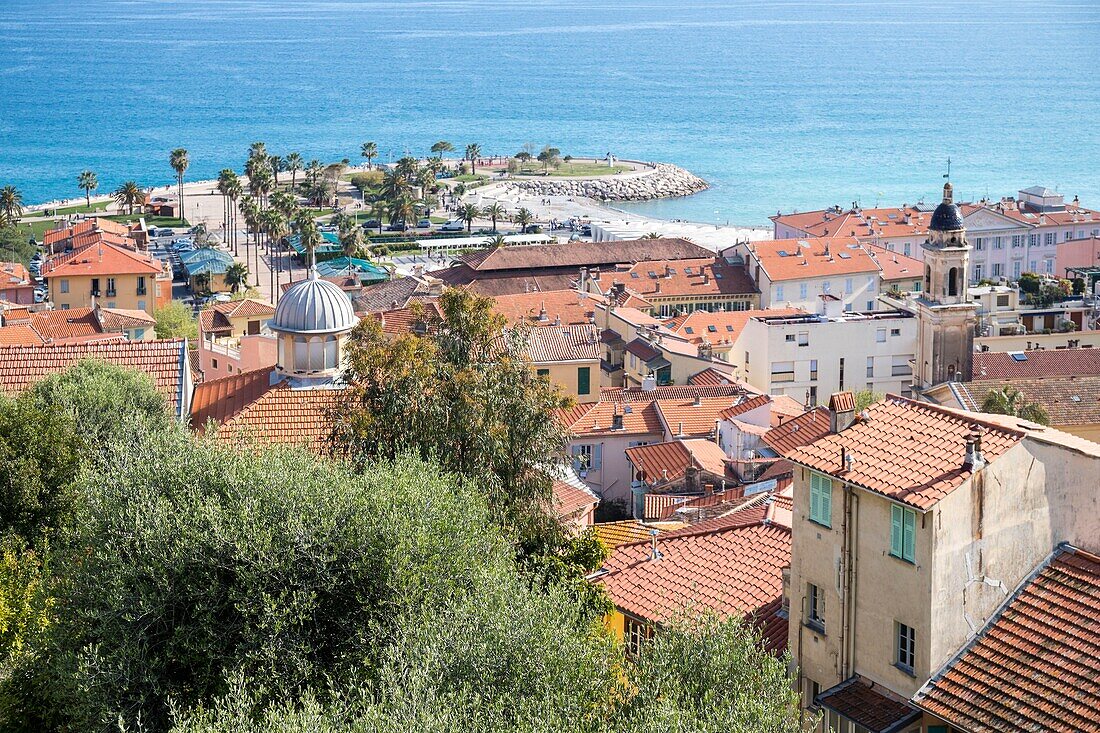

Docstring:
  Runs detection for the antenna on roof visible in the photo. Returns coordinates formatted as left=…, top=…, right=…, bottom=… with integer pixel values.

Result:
left=943, top=157, right=952, bottom=181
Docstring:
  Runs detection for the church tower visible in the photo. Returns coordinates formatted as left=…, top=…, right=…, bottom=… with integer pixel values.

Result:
left=913, top=182, right=978, bottom=390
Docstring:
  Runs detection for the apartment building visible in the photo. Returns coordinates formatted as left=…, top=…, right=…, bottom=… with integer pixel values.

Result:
left=784, top=396, right=1099, bottom=733
left=527, top=323, right=601, bottom=400
left=42, top=240, right=171, bottom=315
left=579, top=255, right=760, bottom=316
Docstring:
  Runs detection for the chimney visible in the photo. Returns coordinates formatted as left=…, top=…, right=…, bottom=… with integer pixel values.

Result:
left=829, top=391, right=856, bottom=432
left=677, top=421, right=684, bottom=436
left=664, top=264, right=672, bottom=278
left=654, top=281, right=661, bottom=294
left=704, top=482, right=714, bottom=496
left=611, top=406, right=624, bottom=431
left=685, top=464, right=699, bottom=492
left=538, top=302, right=548, bottom=322
left=553, top=314, right=561, bottom=326
left=964, top=427, right=986, bottom=471
left=649, top=529, right=662, bottom=561
left=641, top=374, right=657, bottom=392
left=693, top=395, right=702, bottom=407
left=714, top=419, right=721, bottom=445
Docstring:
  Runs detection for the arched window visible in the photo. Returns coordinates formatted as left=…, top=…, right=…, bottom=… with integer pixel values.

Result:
left=948, top=267, right=958, bottom=297
left=324, top=336, right=338, bottom=369
left=293, top=336, right=308, bottom=372
left=308, top=336, right=324, bottom=371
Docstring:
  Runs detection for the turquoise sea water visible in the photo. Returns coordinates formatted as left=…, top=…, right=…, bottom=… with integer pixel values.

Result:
left=1, top=0, right=1098, bottom=225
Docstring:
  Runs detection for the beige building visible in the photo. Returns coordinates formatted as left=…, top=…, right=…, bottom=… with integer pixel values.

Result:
left=197, top=299, right=278, bottom=381
left=42, top=240, right=171, bottom=316
left=527, top=324, right=602, bottom=400
left=784, top=395, right=1099, bottom=733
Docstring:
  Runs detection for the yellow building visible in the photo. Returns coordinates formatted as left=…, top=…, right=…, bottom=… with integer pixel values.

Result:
left=42, top=240, right=170, bottom=316
left=527, top=324, right=601, bottom=400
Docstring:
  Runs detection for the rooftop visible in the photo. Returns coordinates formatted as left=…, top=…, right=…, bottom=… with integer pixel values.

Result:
left=526, top=323, right=601, bottom=363
left=762, top=406, right=833, bottom=455
left=591, top=520, right=687, bottom=551
left=816, top=677, right=920, bottom=733
left=665, top=307, right=805, bottom=345
left=599, top=257, right=757, bottom=299
left=491, top=288, right=600, bottom=326
left=973, top=348, right=1100, bottom=380
left=912, top=545, right=1100, bottom=733
left=787, top=396, right=1025, bottom=510
left=625, top=438, right=732, bottom=486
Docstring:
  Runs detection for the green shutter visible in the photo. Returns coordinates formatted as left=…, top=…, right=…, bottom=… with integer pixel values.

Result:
left=820, top=478, right=831, bottom=526
left=809, top=473, right=831, bottom=527
left=577, top=367, right=591, bottom=395
left=890, top=505, right=904, bottom=557
left=809, top=479, right=820, bottom=521
left=902, top=509, right=916, bottom=562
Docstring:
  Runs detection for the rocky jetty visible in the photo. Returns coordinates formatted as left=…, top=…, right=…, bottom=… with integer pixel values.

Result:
left=504, top=163, right=708, bottom=202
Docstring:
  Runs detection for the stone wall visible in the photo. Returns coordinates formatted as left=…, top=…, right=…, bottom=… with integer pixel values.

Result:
left=504, top=163, right=708, bottom=202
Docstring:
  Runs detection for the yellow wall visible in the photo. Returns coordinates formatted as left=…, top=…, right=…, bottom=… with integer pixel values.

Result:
left=531, top=359, right=600, bottom=400
left=49, top=273, right=164, bottom=316
left=605, top=609, right=625, bottom=642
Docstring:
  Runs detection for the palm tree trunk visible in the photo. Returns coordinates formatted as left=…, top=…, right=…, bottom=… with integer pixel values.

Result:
left=85, top=190, right=90, bottom=208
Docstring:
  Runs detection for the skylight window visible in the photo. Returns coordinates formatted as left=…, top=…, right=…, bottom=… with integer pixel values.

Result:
left=684, top=267, right=693, bottom=275
left=684, top=327, right=694, bottom=334
left=838, top=252, right=851, bottom=259
left=778, top=250, right=789, bottom=257
left=714, top=272, right=723, bottom=279
left=726, top=325, right=734, bottom=331
left=630, top=271, right=640, bottom=279
left=708, top=325, right=717, bottom=332
left=647, top=271, right=658, bottom=278
left=1009, top=352, right=1028, bottom=361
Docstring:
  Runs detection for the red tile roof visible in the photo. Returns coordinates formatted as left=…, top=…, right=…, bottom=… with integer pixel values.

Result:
left=208, top=379, right=343, bottom=451
left=816, top=677, right=920, bottom=733
left=41, top=218, right=132, bottom=247
left=718, top=393, right=771, bottom=421
left=42, top=240, right=161, bottom=278
left=368, top=301, right=442, bottom=337
left=787, top=396, right=1025, bottom=510
left=562, top=401, right=664, bottom=438
left=763, top=407, right=833, bottom=455
left=526, top=324, right=600, bottom=363
left=199, top=298, right=276, bottom=333
left=492, top=289, right=601, bottom=326
left=913, top=545, right=1100, bottom=733
left=29, top=307, right=102, bottom=341
left=625, top=439, right=730, bottom=486
left=97, top=307, right=155, bottom=331
left=686, top=368, right=735, bottom=386
left=0, top=324, right=45, bottom=345
left=594, top=507, right=791, bottom=652
left=190, top=367, right=276, bottom=428
left=868, top=245, right=923, bottom=283
left=747, top=237, right=882, bottom=282
left=963, top=376, right=1100, bottom=428
left=599, top=257, right=758, bottom=298
left=601, top=383, right=752, bottom=402
left=624, top=338, right=662, bottom=363
left=772, top=205, right=936, bottom=241
left=0, top=339, right=188, bottom=415
left=656, top=395, right=753, bottom=438
left=667, top=308, right=805, bottom=346
left=828, top=391, right=856, bottom=413
left=973, top=348, right=1100, bottom=380
left=1, top=263, right=30, bottom=285
left=551, top=478, right=599, bottom=520
left=457, top=238, right=711, bottom=272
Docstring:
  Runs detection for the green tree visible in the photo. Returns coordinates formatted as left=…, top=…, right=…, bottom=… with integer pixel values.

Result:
left=430, top=141, right=454, bottom=156
left=537, top=146, right=561, bottom=175
left=285, top=152, right=304, bottom=190
left=113, top=181, right=145, bottom=215
left=360, top=141, right=378, bottom=169
left=386, top=194, right=418, bottom=232
left=170, top=148, right=190, bottom=218
left=980, top=386, right=1050, bottom=425
left=225, top=262, right=250, bottom=293
left=0, top=225, right=37, bottom=266
left=513, top=207, right=534, bottom=233
left=853, top=388, right=883, bottom=412
left=515, top=151, right=533, bottom=170
left=0, top=396, right=82, bottom=545
left=76, top=171, right=98, bottom=208
left=482, top=203, right=506, bottom=232
left=154, top=300, right=199, bottom=340
left=464, top=143, right=482, bottom=174
left=457, top=203, right=480, bottom=233
left=0, top=186, right=24, bottom=226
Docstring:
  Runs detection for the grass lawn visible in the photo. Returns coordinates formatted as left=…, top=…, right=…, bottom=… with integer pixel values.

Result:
left=451, top=174, right=489, bottom=183
left=514, top=162, right=631, bottom=177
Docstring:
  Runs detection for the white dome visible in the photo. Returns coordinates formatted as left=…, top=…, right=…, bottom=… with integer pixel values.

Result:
left=271, top=268, right=358, bottom=334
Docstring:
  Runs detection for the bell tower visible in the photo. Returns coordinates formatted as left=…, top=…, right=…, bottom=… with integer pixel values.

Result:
left=913, top=182, right=978, bottom=390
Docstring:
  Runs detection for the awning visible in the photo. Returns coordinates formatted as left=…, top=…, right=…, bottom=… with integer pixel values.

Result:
left=815, top=677, right=920, bottom=733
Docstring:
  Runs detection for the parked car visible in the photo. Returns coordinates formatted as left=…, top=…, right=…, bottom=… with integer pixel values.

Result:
left=385, top=221, right=407, bottom=232
left=360, top=219, right=381, bottom=230
left=439, top=219, right=465, bottom=232
left=416, top=219, right=432, bottom=229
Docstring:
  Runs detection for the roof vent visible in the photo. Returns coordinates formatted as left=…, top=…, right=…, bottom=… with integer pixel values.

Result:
left=964, top=427, right=986, bottom=471
left=649, top=529, right=662, bottom=561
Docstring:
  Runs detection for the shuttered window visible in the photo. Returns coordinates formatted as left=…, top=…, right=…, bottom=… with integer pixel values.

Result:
left=577, top=366, right=591, bottom=395
left=809, top=472, right=831, bottom=527
left=890, top=504, right=916, bottom=562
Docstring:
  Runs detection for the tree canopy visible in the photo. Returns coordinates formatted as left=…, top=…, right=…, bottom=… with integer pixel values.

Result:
left=155, top=301, right=199, bottom=340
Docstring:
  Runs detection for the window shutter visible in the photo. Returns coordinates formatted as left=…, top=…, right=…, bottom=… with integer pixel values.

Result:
left=592, top=444, right=603, bottom=470
left=891, top=505, right=903, bottom=557
left=903, top=510, right=916, bottom=561
left=820, top=478, right=831, bottom=524
left=809, top=477, right=820, bottom=521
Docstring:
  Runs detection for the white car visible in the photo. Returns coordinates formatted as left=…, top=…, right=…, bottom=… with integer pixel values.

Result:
left=439, top=219, right=465, bottom=232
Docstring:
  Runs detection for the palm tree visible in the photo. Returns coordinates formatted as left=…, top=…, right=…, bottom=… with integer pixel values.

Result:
left=458, top=203, right=480, bottom=233
left=224, top=262, right=249, bottom=293
left=77, top=171, right=99, bottom=209
left=395, top=156, right=420, bottom=182
left=482, top=203, right=506, bottom=232
left=113, top=181, right=145, bottom=215
left=381, top=169, right=412, bottom=202
left=169, top=148, right=190, bottom=219
left=285, top=152, right=304, bottom=191
left=263, top=208, right=288, bottom=300
left=465, top=143, right=482, bottom=174
left=642, top=232, right=662, bottom=239
left=217, top=169, right=235, bottom=247
left=239, top=195, right=261, bottom=285
left=387, top=194, right=418, bottom=232
left=0, top=186, right=24, bottom=224
left=249, top=141, right=267, bottom=161
left=270, top=190, right=299, bottom=218
left=339, top=220, right=364, bottom=261
left=453, top=182, right=467, bottom=198
left=295, top=211, right=322, bottom=269
left=512, top=207, right=534, bottom=234
left=225, top=174, right=243, bottom=256
left=361, top=142, right=378, bottom=170
left=484, top=234, right=507, bottom=249
left=249, top=167, right=274, bottom=210
left=269, top=155, right=284, bottom=186
left=980, top=387, right=1050, bottom=425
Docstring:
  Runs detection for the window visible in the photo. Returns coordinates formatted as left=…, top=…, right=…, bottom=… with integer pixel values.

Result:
left=903, top=242, right=911, bottom=257
left=625, top=616, right=653, bottom=656
left=867, top=300, right=875, bottom=311
left=809, top=359, right=818, bottom=380
left=890, top=504, right=916, bottom=562
left=891, top=354, right=912, bottom=377
left=1028, top=233, right=1038, bottom=246
left=797, top=331, right=809, bottom=347
left=211, top=358, right=218, bottom=369
left=1011, top=235, right=1023, bottom=248
left=60, top=279, right=69, bottom=294
left=896, top=622, right=916, bottom=673
left=684, top=327, right=694, bottom=335
left=775, top=285, right=784, bottom=301
left=1044, top=259, right=1054, bottom=274
left=1065, top=230, right=1074, bottom=242
left=876, top=328, right=886, bottom=343
left=838, top=357, right=845, bottom=390
left=744, top=350, right=749, bottom=366
left=785, top=333, right=795, bottom=342
left=993, top=236, right=1003, bottom=249
left=1044, top=232, right=1055, bottom=246
left=536, top=368, right=549, bottom=378
left=822, top=280, right=831, bottom=294
left=974, top=264, right=983, bottom=281
left=629, top=353, right=636, bottom=369
left=133, top=328, right=144, bottom=339
left=137, top=300, right=146, bottom=312
left=866, top=356, right=874, bottom=377
left=996, top=294, right=1010, bottom=307
left=136, top=276, right=146, bottom=295
left=577, top=366, right=591, bottom=395
left=890, top=328, right=900, bottom=337
left=1012, top=261, right=1021, bottom=279
left=809, top=472, right=831, bottom=527
left=799, top=283, right=808, bottom=300
left=770, top=361, right=795, bottom=383
left=807, top=582, right=826, bottom=632
left=991, top=263, right=1002, bottom=278
left=974, top=237, right=984, bottom=251
left=571, top=444, right=602, bottom=472
left=91, top=278, right=100, bottom=296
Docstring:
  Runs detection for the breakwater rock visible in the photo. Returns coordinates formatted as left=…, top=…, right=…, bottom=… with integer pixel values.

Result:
left=504, top=163, right=708, bottom=202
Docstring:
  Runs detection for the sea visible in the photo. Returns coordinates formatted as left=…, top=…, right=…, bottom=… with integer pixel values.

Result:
left=1, top=0, right=1098, bottom=226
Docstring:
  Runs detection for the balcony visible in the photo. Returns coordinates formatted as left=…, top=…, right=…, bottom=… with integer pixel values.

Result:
left=106, top=290, right=117, bottom=298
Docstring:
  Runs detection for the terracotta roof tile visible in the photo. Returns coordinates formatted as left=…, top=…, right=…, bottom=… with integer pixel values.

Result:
left=592, top=521, right=686, bottom=551
left=787, top=396, right=1025, bottom=510
left=747, top=237, right=883, bottom=282
left=828, top=391, right=856, bottom=413
left=492, top=289, right=601, bottom=326
left=0, top=339, right=188, bottom=414
left=668, top=308, right=805, bottom=346
left=816, top=677, right=919, bottom=733
left=527, top=324, right=600, bottom=363
left=96, top=307, right=155, bottom=331
left=686, top=368, right=735, bottom=386
left=602, top=383, right=752, bottom=402
left=42, top=240, right=161, bottom=278
left=190, top=367, right=276, bottom=428
left=623, top=338, right=662, bottom=363
left=965, top=376, right=1100, bottom=427
left=0, top=324, right=45, bottom=345
left=973, top=348, right=1100, bottom=380
left=718, top=394, right=771, bottom=421
left=913, top=546, right=1100, bottom=733
left=769, top=394, right=808, bottom=422
left=457, top=238, right=711, bottom=272
left=564, top=401, right=664, bottom=437
left=656, top=395, right=746, bottom=438
left=551, top=478, right=599, bottom=519
left=599, top=257, right=757, bottom=298
left=210, top=380, right=343, bottom=452
left=626, top=438, right=731, bottom=486
left=0, top=263, right=30, bottom=284
left=595, top=509, right=791, bottom=652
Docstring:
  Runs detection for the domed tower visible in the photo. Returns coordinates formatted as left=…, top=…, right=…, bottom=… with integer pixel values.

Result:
left=913, top=182, right=978, bottom=390
left=269, top=264, right=358, bottom=385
